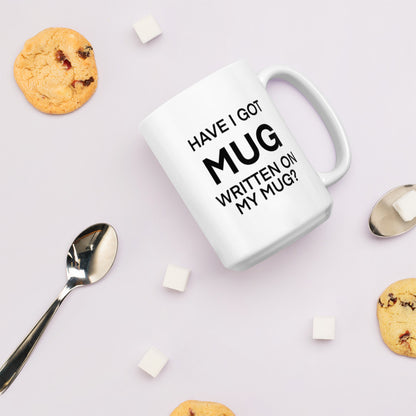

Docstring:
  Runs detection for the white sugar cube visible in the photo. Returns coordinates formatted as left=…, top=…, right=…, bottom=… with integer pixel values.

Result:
left=133, top=15, right=162, bottom=44
left=312, top=317, right=335, bottom=340
left=138, top=347, right=168, bottom=378
left=163, top=264, right=191, bottom=292
left=393, top=190, right=416, bottom=222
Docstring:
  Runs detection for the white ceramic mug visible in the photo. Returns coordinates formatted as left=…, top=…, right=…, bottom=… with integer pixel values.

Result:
left=140, top=61, right=351, bottom=270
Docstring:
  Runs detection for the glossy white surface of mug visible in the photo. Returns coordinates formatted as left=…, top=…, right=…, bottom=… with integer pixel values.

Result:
left=140, top=61, right=350, bottom=270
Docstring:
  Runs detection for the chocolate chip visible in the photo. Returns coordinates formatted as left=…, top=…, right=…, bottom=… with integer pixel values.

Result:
left=400, top=301, right=416, bottom=311
left=379, top=293, right=397, bottom=308
left=55, top=50, right=71, bottom=70
left=82, top=77, right=94, bottom=86
left=77, top=45, right=93, bottom=59
left=189, top=410, right=195, bottom=416
left=63, top=59, right=71, bottom=70
left=55, top=50, right=65, bottom=62
left=387, top=293, right=397, bottom=306
left=77, top=50, right=89, bottom=59
left=399, top=330, right=411, bottom=343
left=71, top=77, right=95, bottom=88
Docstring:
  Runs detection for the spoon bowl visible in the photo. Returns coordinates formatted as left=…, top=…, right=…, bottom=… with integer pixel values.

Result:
left=369, top=185, right=416, bottom=237
left=0, top=223, right=118, bottom=394
left=66, top=223, right=118, bottom=286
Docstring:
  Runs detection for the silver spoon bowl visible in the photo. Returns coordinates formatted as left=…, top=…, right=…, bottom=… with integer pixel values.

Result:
left=0, top=223, right=118, bottom=394
left=369, top=185, right=416, bottom=237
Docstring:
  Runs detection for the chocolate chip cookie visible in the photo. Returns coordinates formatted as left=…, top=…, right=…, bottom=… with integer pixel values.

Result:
left=377, top=278, right=416, bottom=357
left=170, top=401, right=235, bottom=416
left=14, top=27, right=97, bottom=114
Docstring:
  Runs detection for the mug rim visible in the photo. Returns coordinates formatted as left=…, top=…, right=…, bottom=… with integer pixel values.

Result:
left=139, top=59, right=248, bottom=130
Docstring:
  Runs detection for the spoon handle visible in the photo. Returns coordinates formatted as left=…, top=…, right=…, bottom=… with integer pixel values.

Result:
left=0, top=297, right=63, bottom=394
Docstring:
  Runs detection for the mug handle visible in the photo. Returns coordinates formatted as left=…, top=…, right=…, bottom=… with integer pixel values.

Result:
left=258, top=66, right=351, bottom=187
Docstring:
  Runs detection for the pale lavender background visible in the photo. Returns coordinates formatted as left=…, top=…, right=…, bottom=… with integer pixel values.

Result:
left=0, top=0, right=414, bottom=414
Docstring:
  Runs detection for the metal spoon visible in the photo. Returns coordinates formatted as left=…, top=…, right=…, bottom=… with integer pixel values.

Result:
left=0, top=223, right=118, bottom=394
left=369, top=185, right=416, bottom=237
